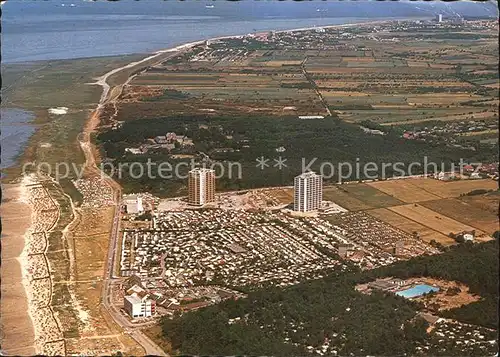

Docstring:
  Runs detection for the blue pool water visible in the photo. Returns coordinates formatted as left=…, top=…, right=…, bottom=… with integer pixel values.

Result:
left=396, top=284, right=439, bottom=298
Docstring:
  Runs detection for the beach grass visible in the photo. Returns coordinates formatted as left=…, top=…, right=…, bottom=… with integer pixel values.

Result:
left=1, top=54, right=147, bottom=182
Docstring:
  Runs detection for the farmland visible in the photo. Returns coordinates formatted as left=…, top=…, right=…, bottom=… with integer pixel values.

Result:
left=324, top=178, right=498, bottom=246
left=307, top=23, right=498, bottom=125
left=459, top=190, right=500, bottom=214
left=388, top=204, right=477, bottom=237
left=111, top=20, right=498, bottom=127
left=367, top=208, right=453, bottom=245
left=367, top=180, right=441, bottom=203
left=421, top=198, right=499, bottom=235
left=324, top=183, right=403, bottom=208
left=323, top=187, right=373, bottom=211
left=96, top=20, right=498, bottom=246
left=367, top=178, right=499, bottom=245
left=403, top=177, right=498, bottom=198
left=332, top=176, right=498, bottom=248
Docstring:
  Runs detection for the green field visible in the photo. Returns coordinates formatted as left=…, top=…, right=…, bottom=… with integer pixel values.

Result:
left=2, top=54, right=146, bottom=180
left=334, top=183, right=404, bottom=208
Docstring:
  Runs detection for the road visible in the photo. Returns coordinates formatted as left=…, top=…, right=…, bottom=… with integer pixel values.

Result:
left=80, top=46, right=197, bottom=356
left=301, top=57, right=332, bottom=117
left=100, top=196, right=167, bottom=356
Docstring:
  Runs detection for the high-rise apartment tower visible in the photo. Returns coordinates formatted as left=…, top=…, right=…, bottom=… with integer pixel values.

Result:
left=188, top=168, right=215, bottom=206
left=293, top=171, right=323, bottom=212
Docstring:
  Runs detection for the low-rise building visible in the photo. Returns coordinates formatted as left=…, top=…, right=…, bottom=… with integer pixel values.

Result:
left=125, top=195, right=144, bottom=214
left=463, top=233, right=474, bottom=242
left=299, top=115, right=324, bottom=120
left=338, top=244, right=349, bottom=258
left=154, top=136, right=168, bottom=144
left=123, top=285, right=156, bottom=318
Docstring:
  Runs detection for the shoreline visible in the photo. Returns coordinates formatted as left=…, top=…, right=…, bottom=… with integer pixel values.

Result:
left=2, top=15, right=431, bottom=65
left=1, top=16, right=431, bottom=69
left=5, top=174, right=68, bottom=355
left=0, top=182, right=36, bottom=355
left=3, top=17, right=425, bottom=355
left=3, top=16, right=430, bottom=174
left=79, top=17, right=420, bottom=175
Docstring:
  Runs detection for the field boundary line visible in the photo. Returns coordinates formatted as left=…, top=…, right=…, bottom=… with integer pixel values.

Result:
left=419, top=198, right=491, bottom=236
left=384, top=205, right=457, bottom=240
left=404, top=180, right=447, bottom=199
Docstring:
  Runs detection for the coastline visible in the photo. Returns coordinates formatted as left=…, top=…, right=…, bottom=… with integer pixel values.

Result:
left=3, top=17, right=420, bottom=355
left=2, top=16, right=423, bottom=174
left=0, top=182, right=36, bottom=355
left=3, top=174, right=71, bottom=355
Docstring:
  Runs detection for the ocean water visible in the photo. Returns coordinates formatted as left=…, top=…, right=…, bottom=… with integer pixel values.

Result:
left=2, top=0, right=495, bottom=63
left=2, top=1, right=418, bottom=63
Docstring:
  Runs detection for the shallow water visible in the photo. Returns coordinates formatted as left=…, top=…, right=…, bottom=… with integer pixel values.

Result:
left=1, top=108, right=36, bottom=170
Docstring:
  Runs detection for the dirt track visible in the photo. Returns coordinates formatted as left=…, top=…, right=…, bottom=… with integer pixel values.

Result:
left=71, top=46, right=195, bottom=356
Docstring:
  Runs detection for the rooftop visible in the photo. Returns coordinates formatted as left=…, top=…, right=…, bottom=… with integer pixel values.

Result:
left=296, top=171, right=322, bottom=179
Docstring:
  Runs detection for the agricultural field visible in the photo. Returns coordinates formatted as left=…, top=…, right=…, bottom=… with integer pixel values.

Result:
left=113, top=20, right=498, bottom=125
left=323, top=183, right=405, bottom=209
left=404, top=178, right=498, bottom=198
left=388, top=204, right=479, bottom=237
left=367, top=207, right=454, bottom=246
left=421, top=198, right=499, bottom=235
left=309, top=24, right=498, bottom=124
left=367, top=180, right=441, bottom=203
left=332, top=183, right=404, bottom=208
left=121, top=56, right=324, bottom=118
left=323, top=187, right=373, bottom=211
left=459, top=190, right=500, bottom=214
left=326, top=178, right=498, bottom=246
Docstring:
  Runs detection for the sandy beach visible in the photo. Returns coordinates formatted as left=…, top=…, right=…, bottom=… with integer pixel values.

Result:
left=0, top=183, right=36, bottom=355
left=2, top=175, right=67, bottom=355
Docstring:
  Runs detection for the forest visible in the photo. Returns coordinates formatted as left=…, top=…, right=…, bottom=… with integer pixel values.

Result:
left=97, top=115, right=498, bottom=196
left=161, top=240, right=498, bottom=356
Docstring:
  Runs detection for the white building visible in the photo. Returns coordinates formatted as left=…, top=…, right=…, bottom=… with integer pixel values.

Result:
left=299, top=115, right=324, bottom=120
left=437, top=14, right=443, bottom=23
left=125, top=195, right=144, bottom=214
left=294, top=171, right=323, bottom=212
left=436, top=171, right=456, bottom=181
left=463, top=233, right=474, bottom=242
left=123, top=285, right=156, bottom=318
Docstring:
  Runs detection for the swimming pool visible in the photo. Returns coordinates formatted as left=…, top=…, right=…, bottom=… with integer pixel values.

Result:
left=396, top=284, right=439, bottom=298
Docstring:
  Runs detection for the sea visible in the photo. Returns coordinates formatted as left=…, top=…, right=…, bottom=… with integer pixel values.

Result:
left=0, top=0, right=496, bottom=169
left=0, top=108, right=36, bottom=169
